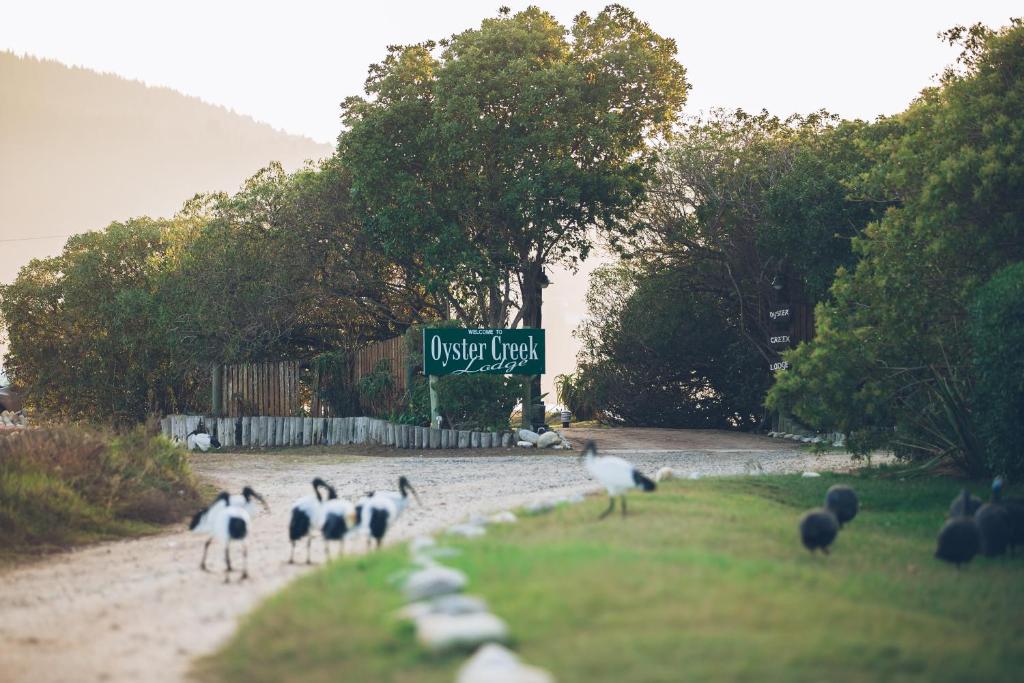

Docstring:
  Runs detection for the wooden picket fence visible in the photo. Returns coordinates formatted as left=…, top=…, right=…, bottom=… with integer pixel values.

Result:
left=216, top=336, right=408, bottom=417
left=161, top=414, right=514, bottom=450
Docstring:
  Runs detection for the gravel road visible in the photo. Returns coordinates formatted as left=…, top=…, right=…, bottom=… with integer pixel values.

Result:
left=0, top=432, right=859, bottom=683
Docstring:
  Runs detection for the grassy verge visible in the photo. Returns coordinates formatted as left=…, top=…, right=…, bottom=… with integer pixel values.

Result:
left=198, top=473, right=1024, bottom=683
left=0, top=426, right=204, bottom=561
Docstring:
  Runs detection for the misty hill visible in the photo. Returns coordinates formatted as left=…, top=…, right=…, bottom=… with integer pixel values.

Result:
left=0, top=52, right=333, bottom=284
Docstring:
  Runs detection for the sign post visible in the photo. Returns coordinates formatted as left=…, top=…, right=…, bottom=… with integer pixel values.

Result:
left=422, top=327, right=546, bottom=428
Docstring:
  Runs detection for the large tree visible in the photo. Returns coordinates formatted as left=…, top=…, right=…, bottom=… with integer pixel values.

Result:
left=617, top=109, right=884, bottom=365
left=339, top=4, right=688, bottom=327
left=767, top=21, right=1024, bottom=474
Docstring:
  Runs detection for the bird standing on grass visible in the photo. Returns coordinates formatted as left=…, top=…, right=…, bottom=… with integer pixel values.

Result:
left=288, top=477, right=329, bottom=564
left=976, top=477, right=1012, bottom=557
left=189, top=491, right=251, bottom=582
left=935, top=489, right=981, bottom=568
left=825, top=484, right=859, bottom=527
left=799, top=508, right=839, bottom=554
left=580, top=441, right=656, bottom=520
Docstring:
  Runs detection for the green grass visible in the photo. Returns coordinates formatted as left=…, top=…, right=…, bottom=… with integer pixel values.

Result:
left=197, top=473, right=1024, bottom=683
left=0, top=426, right=204, bottom=562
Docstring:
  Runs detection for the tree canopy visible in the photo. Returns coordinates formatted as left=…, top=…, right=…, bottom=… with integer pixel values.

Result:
left=340, top=4, right=688, bottom=327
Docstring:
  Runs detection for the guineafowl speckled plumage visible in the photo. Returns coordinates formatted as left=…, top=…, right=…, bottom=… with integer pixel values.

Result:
left=935, top=490, right=980, bottom=568
left=948, top=490, right=982, bottom=518
left=799, top=508, right=839, bottom=554
left=989, top=476, right=1024, bottom=555
left=825, top=485, right=859, bottom=527
left=977, top=478, right=1012, bottom=557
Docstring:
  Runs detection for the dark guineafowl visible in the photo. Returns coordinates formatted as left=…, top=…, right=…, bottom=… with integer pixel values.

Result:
left=948, top=490, right=982, bottom=518
left=825, top=484, right=859, bottom=527
left=935, top=490, right=981, bottom=568
left=990, top=476, right=1024, bottom=555
left=977, top=477, right=1012, bottom=557
left=799, top=508, right=839, bottom=554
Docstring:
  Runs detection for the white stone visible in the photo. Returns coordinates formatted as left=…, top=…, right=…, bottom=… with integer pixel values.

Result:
left=801, top=471, right=821, bottom=478
left=400, top=593, right=490, bottom=621
left=403, top=565, right=468, bottom=601
left=688, top=471, right=702, bottom=480
left=447, top=523, right=486, bottom=538
left=536, top=431, right=562, bottom=448
left=655, top=466, right=675, bottom=482
left=488, top=511, right=517, bottom=524
left=409, top=536, right=436, bottom=555
left=517, top=429, right=540, bottom=444
left=525, top=501, right=554, bottom=514
left=416, top=612, right=509, bottom=652
left=457, top=643, right=555, bottom=683
left=516, top=440, right=535, bottom=448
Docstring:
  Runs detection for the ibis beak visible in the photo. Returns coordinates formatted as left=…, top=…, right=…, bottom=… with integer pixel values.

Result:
left=408, top=482, right=422, bottom=506
left=255, top=492, right=270, bottom=513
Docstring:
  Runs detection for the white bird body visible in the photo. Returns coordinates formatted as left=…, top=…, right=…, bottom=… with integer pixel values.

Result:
left=581, top=441, right=656, bottom=519
left=585, top=453, right=645, bottom=496
left=187, top=432, right=212, bottom=452
left=189, top=491, right=251, bottom=580
left=360, top=494, right=398, bottom=549
left=370, top=476, right=420, bottom=521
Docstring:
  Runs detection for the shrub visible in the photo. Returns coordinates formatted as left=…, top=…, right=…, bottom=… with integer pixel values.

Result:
left=0, top=426, right=202, bottom=552
left=969, top=262, right=1024, bottom=478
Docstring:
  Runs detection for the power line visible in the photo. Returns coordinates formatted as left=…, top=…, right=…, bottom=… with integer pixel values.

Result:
left=0, top=233, right=77, bottom=244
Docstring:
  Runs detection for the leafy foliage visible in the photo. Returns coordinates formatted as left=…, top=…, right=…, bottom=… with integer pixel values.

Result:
left=767, top=21, right=1024, bottom=474
left=340, top=5, right=688, bottom=326
left=969, top=262, right=1024, bottom=477
left=0, top=426, right=202, bottom=553
left=573, top=264, right=768, bottom=428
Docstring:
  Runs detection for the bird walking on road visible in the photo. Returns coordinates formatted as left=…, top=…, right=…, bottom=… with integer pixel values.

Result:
left=288, top=477, right=329, bottom=564
left=359, top=493, right=398, bottom=550
left=581, top=441, right=656, bottom=520
left=189, top=491, right=251, bottom=582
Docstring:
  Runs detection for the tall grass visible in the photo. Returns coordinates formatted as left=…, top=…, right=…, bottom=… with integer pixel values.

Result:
left=0, top=426, right=203, bottom=556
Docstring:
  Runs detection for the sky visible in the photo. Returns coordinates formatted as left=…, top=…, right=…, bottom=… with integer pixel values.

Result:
left=1, top=0, right=1020, bottom=398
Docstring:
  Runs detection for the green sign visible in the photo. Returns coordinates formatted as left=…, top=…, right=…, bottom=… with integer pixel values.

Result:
left=423, top=328, right=545, bottom=376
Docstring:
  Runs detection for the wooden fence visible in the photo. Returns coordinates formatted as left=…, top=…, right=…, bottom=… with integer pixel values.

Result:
left=216, top=337, right=408, bottom=417
left=162, top=414, right=514, bottom=450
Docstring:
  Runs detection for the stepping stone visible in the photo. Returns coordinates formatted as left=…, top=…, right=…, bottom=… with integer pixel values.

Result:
left=457, top=643, right=555, bottom=683
left=448, top=523, right=487, bottom=538
left=416, top=612, right=509, bottom=652
left=400, top=594, right=489, bottom=621
left=403, top=566, right=468, bottom=601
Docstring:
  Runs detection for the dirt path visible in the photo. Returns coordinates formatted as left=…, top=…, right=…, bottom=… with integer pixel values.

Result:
left=0, top=430, right=854, bottom=683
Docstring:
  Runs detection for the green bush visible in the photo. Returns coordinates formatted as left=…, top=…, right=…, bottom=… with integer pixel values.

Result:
left=969, top=261, right=1024, bottom=478
left=0, top=426, right=203, bottom=554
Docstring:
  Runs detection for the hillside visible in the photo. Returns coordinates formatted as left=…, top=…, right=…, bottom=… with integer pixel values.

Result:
left=0, top=52, right=333, bottom=285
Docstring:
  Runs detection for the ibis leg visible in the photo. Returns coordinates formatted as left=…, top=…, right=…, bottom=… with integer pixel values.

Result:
left=621, top=495, right=628, bottom=517
left=240, top=544, right=248, bottom=581
left=288, top=541, right=295, bottom=564
left=225, top=544, right=233, bottom=572
left=598, top=496, right=616, bottom=520
left=200, top=538, right=212, bottom=571
left=324, top=539, right=332, bottom=561
left=306, top=537, right=313, bottom=564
